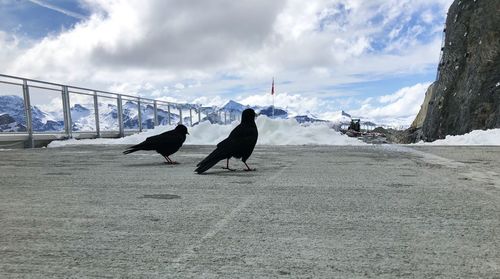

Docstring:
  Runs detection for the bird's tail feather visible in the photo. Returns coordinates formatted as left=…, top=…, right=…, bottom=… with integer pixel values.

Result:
left=123, top=142, right=146, bottom=154
left=123, top=147, right=139, bottom=154
left=195, top=148, right=227, bottom=174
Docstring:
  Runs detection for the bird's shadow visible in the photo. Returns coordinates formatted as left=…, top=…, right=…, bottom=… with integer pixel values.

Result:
left=195, top=169, right=258, bottom=176
left=124, top=162, right=176, bottom=167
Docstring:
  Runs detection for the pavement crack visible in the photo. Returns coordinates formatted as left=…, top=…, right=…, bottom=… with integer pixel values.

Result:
left=170, top=196, right=254, bottom=270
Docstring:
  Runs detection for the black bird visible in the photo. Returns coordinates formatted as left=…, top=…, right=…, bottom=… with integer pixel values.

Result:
left=195, top=108, right=258, bottom=174
left=123, top=124, right=189, bottom=164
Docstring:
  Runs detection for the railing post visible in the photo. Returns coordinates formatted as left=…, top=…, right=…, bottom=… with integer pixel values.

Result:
left=178, top=107, right=183, bottom=125
left=137, top=98, right=142, bottom=132
left=61, top=86, right=72, bottom=138
left=66, top=86, right=73, bottom=138
left=61, top=87, right=68, bottom=136
left=167, top=103, right=171, bottom=125
left=153, top=100, right=158, bottom=127
left=22, top=79, right=34, bottom=148
left=93, top=91, right=100, bottom=138
left=189, top=107, right=193, bottom=127
left=198, top=108, right=201, bottom=124
left=117, top=95, right=124, bottom=137
left=224, top=111, right=227, bottom=125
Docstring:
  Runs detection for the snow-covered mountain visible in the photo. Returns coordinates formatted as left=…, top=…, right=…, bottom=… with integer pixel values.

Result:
left=293, top=114, right=327, bottom=124
left=258, top=106, right=288, bottom=119
left=73, top=101, right=187, bottom=131
left=0, top=95, right=185, bottom=132
left=0, top=95, right=27, bottom=132
left=0, top=96, right=366, bottom=132
left=222, top=100, right=249, bottom=112
left=208, top=100, right=306, bottom=123
left=217, top=100, right=335, bottom=124
left=0, top=95, right=65, bottom=132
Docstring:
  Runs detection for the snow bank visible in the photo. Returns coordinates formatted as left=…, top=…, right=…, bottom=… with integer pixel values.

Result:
left=254, top=117, right=361, bottom=145
left=48, top=116, right=364, bottom=147
left=416, top=128, right=500, bottom=145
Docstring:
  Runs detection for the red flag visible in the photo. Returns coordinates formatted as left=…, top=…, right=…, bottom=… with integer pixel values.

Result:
left=271, top=78, right=274, bottom=95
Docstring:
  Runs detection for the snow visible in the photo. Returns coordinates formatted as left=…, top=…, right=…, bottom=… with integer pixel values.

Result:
left=416, top=128, right=500, bottom=145
left=222, top=100, right=248, bottom=111
left=254, top=117, right=359, bottom=145
left=48, top=116, right=364, bottom=147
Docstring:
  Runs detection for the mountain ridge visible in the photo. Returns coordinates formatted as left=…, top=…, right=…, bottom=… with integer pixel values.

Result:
left=404, top=0, right=500, bottom=142
left=0, top=96, right=346, bottom=132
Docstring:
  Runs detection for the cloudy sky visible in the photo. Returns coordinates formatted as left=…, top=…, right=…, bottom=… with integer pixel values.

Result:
left=0, top=0, right=453, bottom=125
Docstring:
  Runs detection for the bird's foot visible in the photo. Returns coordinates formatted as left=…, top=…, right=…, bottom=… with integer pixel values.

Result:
left=244, top=168, right=256, bottom=172
left=164, top=161, right=180, bottom=165
left=222, top=167, right=236, bottom=171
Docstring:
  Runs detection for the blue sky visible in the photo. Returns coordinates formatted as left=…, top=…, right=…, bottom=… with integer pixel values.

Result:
left=0, top=1, right=87, bottom=38
left=0, top=0, right=453, bottom=126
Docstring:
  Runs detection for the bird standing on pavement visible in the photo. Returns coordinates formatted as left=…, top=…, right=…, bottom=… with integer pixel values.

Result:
left=123, top=124, right=189, bottom=164
left=195, top=108, right=258, bottom=174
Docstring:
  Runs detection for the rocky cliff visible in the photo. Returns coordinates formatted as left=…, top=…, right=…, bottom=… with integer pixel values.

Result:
left=407, top=0, right=500, bottom=142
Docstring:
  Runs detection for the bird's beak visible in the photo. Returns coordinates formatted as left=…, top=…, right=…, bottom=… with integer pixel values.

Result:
left=187, top=132, right=190, bottom=135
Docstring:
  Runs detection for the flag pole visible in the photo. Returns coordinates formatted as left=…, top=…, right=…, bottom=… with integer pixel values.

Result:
left=271, top=77, right=275, bottom=118
left=272, top=95, right=275, bottom=118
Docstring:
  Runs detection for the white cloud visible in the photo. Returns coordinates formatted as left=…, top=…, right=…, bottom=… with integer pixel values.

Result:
left=151, top=93, right=227, bottom=107
left=174, top=83, right=185, bottom=90
left=350, top=82, right=431, bottom=125
left=421, top=9, right=434, bottom=24
left=318, top=110, right=345, bottom=122
left=1, top=0, right=453, bottom=122
left=4, top=1, right=452, bottom=81
left=238, top=92, right=319, bottom=116
left=191, top=96, right=226, bottom=107
left=0, top=31, right=22, bottom=68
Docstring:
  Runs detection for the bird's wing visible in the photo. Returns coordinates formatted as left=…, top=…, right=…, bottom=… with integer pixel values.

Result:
left=195, top=123, right=257, bottom=173
left=196, top=126, right=242, bottom=169
left=216, top=124, right=245, bottom=148
left=128, top=130, right=178, bottom=151
left=144, top=130, right=179, bottom=146
left=217, top=124, right=257, bottom=153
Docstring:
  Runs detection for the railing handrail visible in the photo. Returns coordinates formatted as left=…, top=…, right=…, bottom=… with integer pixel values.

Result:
left=0, top=73, right=186, bottom=107
left=0, top=73, right=213, bottom=147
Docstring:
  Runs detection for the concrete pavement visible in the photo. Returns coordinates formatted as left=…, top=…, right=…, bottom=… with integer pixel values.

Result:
left=0, top=145, right=499, bottom=278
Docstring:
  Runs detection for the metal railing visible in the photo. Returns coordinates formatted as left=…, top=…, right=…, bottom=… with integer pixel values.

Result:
left=0, top=74, right=204, bottom=147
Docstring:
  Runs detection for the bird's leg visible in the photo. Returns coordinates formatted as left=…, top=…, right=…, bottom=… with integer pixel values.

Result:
left=163, top=155, right=174, bottom=164
left=243, top=161, right=256, bottom=171
left=167, top=156, right=179, bottom=164
left=221, top=158, right=236, bottom=171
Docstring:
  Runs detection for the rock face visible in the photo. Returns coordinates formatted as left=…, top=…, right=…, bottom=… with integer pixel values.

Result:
left=409, top=0, right=500, bottom=142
